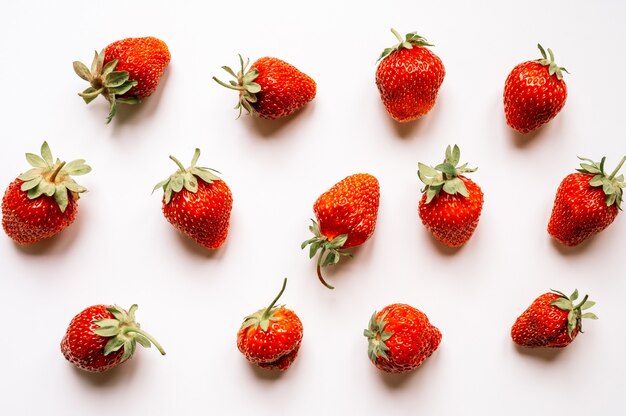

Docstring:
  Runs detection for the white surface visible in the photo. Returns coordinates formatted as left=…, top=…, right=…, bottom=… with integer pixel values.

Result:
left=1, top=0, right=625, bottom=414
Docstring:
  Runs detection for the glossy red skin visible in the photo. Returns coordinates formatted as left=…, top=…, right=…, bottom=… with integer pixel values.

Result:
left=548, top=173, right=618, bottom=246
left=511, top=293, right=579, bottom=348
left=60, top=305, right=125, bottom=372
left=376, top=46, right=445, bottom=122
left=251, top=57, right=316, bottom=119
left=2, top=179, right=78, bottom=244
left=237, top=308, right=303, bottom=371
left=504, top=61, right=567, bottom=133
left=162, top=179, right=233, bottom=249
left=373, top=304, right=441, bottom=373
left=419, top=176, right=483, bottom=247
left=104, top=37, right=171, bottom=99
left=314, top=173, right=380, bottom=248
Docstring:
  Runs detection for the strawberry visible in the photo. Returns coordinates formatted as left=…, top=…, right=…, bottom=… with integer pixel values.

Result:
left=301, top=173, right=380, bottom=289
left=74, top=36, right=171, bottom=123
left=213, top=55, right=316, bottom=119
left=364, top=303, right=441, bottom=373
left=511, top=289, right=597, bottom=348
left=2, top=142, right=91, bottom=245
left=61, top=304, right=165, bottom=372
left=375, top=28, right=445, bottom=122
left=417, top=145, right=483, bottom=247
left=237, top=278, right=303, bottom=371
left=504, top=44, right=568, bottom=133
left=154, top=148, right=233, bottom=250
left=548, top=156, right=625, bottom=246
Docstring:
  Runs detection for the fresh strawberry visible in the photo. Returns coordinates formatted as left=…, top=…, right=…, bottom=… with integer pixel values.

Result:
left=504, top=44, right=568, bottom=133
left=511, top=289, right=597, bottom=348
left=61, top=304, right=165, bottom=372
left=2, top=142, right=91, bottom=245
left=364, top=303, right=441, bottom=373
left=154, top=148, right=233, bottom=250
left=548, top=156, right=625, bottom=246
left=375, top=28, right=445, bottom=122
left=301, top=173, right=380, bottom=289
left=74, top=36, right=171, bottom=123
left=237, top=278, right=303, bottom=371
left=417, top=145, right=483, bottom=247
left=213, top=55, right=316, bottom=119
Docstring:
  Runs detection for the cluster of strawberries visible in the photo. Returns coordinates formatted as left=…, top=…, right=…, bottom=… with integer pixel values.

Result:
left=1, top=31, right=623, bottom=374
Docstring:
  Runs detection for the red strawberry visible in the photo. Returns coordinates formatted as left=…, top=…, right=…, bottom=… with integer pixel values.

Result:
left=2, top=142, right=91, bottom=245
left=375, top=28, right=445, bottom=122
left=154, top=148, right=233, bottom=250
left=74, top=36, right=171, bottom=123
left=504, top=44, right=568, bottom=133
left=511, top=289, right=597, bottom=348
left=213, top=55, right=316, bottom=119
left=237, top=278, right=303, bottom=371
left=301, top=173, right=380, bottom=289
left=548, top=156, right=625, bottom=246
left=417, top=145, right=484, bottom=247
left=61, top=304, right=165, bottom=372
left=364, top=303, right=441, bottom=373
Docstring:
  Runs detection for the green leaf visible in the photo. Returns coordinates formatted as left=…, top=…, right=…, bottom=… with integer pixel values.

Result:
left=95, top=319, right=119, bottom=328
left=450, top=145, right=461, bottom=166
left=103, top=337, right=125, bottom=355
left=73, top=61, right=91, bottom=81
left=170, top=175, right=184, bottom=192
left=418, top=162, right=438, bottom=178
left=331, top=234, right=348, bottom=248
left=579, top=163, right=601, bottom=174
left=191, top=168, right=219, bottom=184
left=245, top=82, right=261, bottom=93
left=221, top=66, right=237, bottom=77
left=183, top=173, right=198, bottom=193
left=102, top=58, right=118, bottom=77
left=104, top=71, right=130, bottom=88
left=242, top=68, right=259, bottom=83
left=426, top=186, right=439, bottom=203
left=39, top=142, right=53, bottom=165
left=21, top=177, right=42, bottom=191
left=589, top=175, right=605, bottom=187
left=550, top=298, right=572, bottom=311
left=581, top=313, right=598, bottom=320
left=67, top=164, right=92, bottom=176
left=64, top=180, right=87, bottom=193
left=309, top=241, right=321, bottom=258
left=435, top=163, right=457, bottom=176
left=109, top=80, right=137, bottom=96
left=26, top=153, right=47, bottom=168
left=40, top=181, right=55, bottom=197
left=79, top=87, right=103, bottom=104
left=581, top=300, right=596, bottom=310
left=165, top=187, right=173, bottom=204
left=569, top=289, right=579, bottom=301
left=53, top=184, right=69, bottom=213
left=134, top=334, right=152, bottom=348
left=17, top=169, right=41, bottom=182
left=93, top=327, right=120, bottom=337
left=153, top=178, right=170, bottom=193
left=27, top=186, right=45, bottom=199
left=106, top=97, right=117, bottom=124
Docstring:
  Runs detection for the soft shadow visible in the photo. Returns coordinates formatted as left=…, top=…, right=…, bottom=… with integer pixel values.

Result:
left=514, top=344, right=564, bottom=362
left=72, top=355, right=140, bottom=387
left=550, top=237, right=595, bottom=256
left=378, top=368, right=418, bottom=389
left=248, top=363, right=285, bottom=380
left=111, top=69, right=172, bottom=128
left=244, top=102, right=314, bottom=138
left=508, top=126, right=547, bottom=149
left=175, top=231, right=229, bottom=260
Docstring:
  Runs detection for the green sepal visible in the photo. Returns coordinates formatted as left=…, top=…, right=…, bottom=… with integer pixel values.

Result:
left=74, top=49, right=140, bottom=123
left=301, top=219, right=352, bottom=267
left=364, top=311, right=393, bottom=363
left=576, top=156, right=626, bottom=209
left=153, top=148, right=222, bottom=204
left=549, top=289, right=598, bottom=338
left=378, top=28, right=434, bottom=62
left=418, top=145, right=477, bottom=203
left=213, top=54, right=262, bottom=118
left=536, top=44, right=569, bottom=81
left=241, top=278, right=288, bottom=333
left=17, top=141, right=91, bottom=213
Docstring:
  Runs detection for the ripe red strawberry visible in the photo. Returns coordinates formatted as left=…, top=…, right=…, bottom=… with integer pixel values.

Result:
left=61, top=304, right=165, bottom=372
left=213, top=55, right=316, bottom=119
left=74, top=36, right=171, bottom=123
left=504, top=44, right=568, bottom=133
left=511, top=289, right=597, bottom=348
left=237, top=278, right=303, bottom=371
left=548, top=156, right=625, bottom=246
left=364, top=303, right=441, bottom=373
left=417, top=145, right=483, bottom=247
left=154, top=148, right=233, bottom=250
left=2, top=142, right=91, bottom=245
left=375, top=28, right=445, bottom=122
left=301, top=173, right=380, bottom=289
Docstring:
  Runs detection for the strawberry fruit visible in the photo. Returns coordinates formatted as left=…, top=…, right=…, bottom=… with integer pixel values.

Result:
left=74, top=36, right=171, bottom=123
left=511, top=289, right=597, bottom=348
left=154, top=148, right=233, bottom=250
left=418, top=145, right=483, bottom=247
left=237, top=278, right=303, bottom=371
left=213, top=55, right=316, bottom=119
left=61, top=304, right=165, bottom=372
left=301, top=173, right=380, bottom=289
left=376, top=28, right=445, bottom=122
left=548, top=156, right=625, bottom=246
left=2, top=142, right=91, bottom=245
left=504, top=44, right=568, bottom=133
left=364, top=303, right=441, bottom=373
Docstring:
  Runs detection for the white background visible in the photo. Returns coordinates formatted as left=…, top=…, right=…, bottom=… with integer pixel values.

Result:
left=1, top=0, right=625, bottom=414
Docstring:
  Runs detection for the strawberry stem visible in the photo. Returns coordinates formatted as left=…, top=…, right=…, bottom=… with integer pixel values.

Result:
left=169, top=155, right=186, bottom=172
left=261, top=278, right=288, bottom=320
left=48, top=161, right=66, bottom=182
left=122, top=327, right=167, bottom=355
left=316, top=263, right=335, bottom=290
left=608, top=156, right=626, bottom=180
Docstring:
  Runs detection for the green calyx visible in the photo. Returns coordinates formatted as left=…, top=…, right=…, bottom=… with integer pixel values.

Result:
left=549, top=289, right=598, bottom=339
left=241, top=278, right=288, bottom=332
left=93, top=304, right=166, bottom=362
left=536, top=44, right=569, bottom=81
left=18, top=141, right=91, bottom=213
left=363, top=311, right=393, bottom=363
left=212, top=55, right=262, bottom=118
left=577, top=155, right=626, bottom=209
left=378, top=28, right=433, bottom=62
left=418, top=144, right=477, bottom=204
left=301, top=219, right=353, bottom=290
left=153, top=148, right=221, bottom=204
left=73, top=50, right=141, bottom=124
